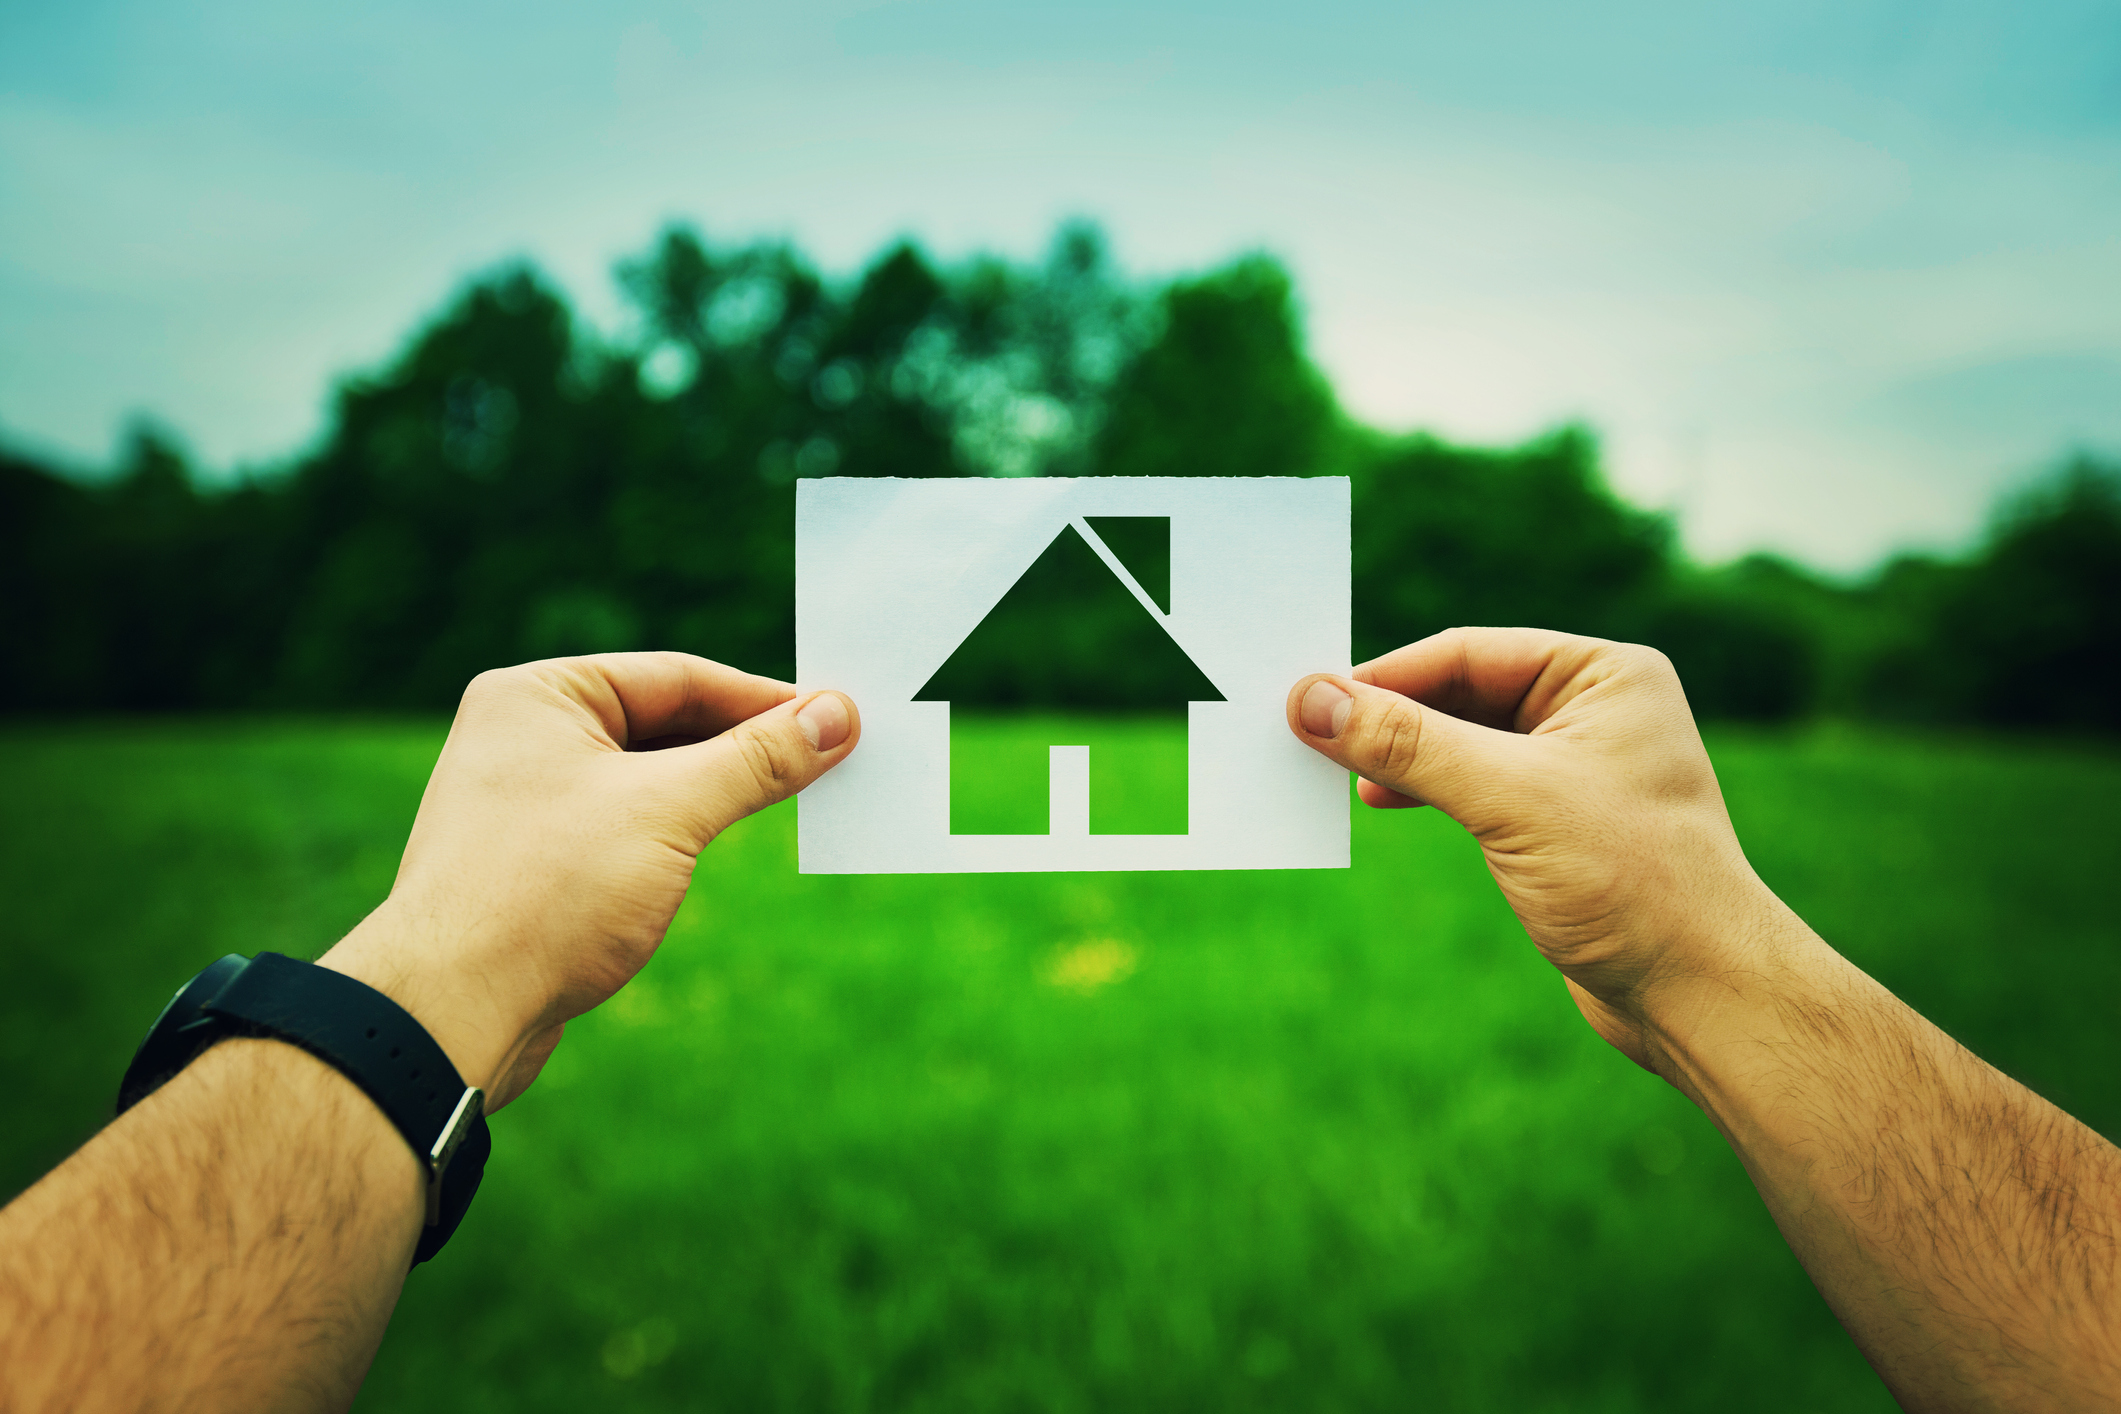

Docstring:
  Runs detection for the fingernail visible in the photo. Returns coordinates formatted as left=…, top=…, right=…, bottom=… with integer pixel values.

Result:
left=1300, top=680, right=1352, bottom=738
left=796, top=692, right=850, bottom=752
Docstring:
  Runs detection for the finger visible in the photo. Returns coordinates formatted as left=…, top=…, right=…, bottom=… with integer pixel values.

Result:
left=532, top=652, right=797, bottom=748
left=1354, top=627, right=1607, bottom=734
left=1356, top=778, right=1426, bottom=810
left=654, top=689, right=862, bottom=843
left=1288, top=672, right=1525, bottom=822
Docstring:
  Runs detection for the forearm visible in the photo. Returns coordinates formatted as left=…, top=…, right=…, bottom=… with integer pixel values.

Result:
left=0, top=1039, right=425, bottom=1413
left=0, top=658, right=847, bottom=1412
left=1298, top=632, right=2121, bottom=1404
left=1649, top=908, right=2121, bottom=1412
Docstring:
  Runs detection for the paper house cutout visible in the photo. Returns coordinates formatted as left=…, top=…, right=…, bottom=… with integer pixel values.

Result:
left=912, top=519, right=1225, bottom=834
left=795, top=476, right=1349, bottom=874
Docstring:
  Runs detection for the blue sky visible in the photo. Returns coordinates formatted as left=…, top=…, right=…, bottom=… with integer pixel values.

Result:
left=3, top=0, right=2117, bottom=569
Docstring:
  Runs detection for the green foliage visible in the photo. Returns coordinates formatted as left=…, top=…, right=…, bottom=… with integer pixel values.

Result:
left=1634, top=564, right=1820, bottom=724
left=1083, top=517, right=1170, bottom=612
left=0, top=220, right=2115, bottom=731
left=1347, top=426, right=1671, bottom=655
left=1911, top=459, right=2121, bottom=732
left=0, top=426, right=286, bottom=710
left=0, top=446, right=98, bottom=707
left=1744, top=457, right=2121, bottom=731
left=5, top=719, right=2117, bottom=1407
left=1096, top=256, right=1338, bottom=481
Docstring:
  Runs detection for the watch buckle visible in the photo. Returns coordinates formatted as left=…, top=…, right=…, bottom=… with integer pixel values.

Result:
left=425, top=1086, right=485, bottom=1227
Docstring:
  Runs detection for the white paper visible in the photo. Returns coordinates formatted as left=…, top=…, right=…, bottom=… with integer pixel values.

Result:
left=796, top=476, right=1350, bottom=874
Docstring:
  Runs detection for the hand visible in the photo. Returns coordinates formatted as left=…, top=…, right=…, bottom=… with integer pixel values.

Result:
left=0, top=655, right=858, bottom=1413
left=320, top=653, right=859, bottom=1108
left=1292, top=629, right=2121, bottom=1408
left=1287, top=627, right=1802, bottom=1071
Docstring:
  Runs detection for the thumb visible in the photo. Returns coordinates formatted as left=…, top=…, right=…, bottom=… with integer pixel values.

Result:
left=656, top=689, right=861, bottom=844
left=1286, top=673, right=1522, bottom=822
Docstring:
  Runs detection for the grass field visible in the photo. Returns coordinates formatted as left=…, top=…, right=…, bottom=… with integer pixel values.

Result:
left=3, top=717, right=2116, bottom=1411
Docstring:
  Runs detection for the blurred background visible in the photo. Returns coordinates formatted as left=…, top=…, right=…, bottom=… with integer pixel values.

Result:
left=2, top=1, right=2116, bottom=1409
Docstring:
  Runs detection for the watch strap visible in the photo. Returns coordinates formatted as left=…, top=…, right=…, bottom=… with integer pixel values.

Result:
left=117, top=954, right=250, bottom=1112
left=116, top=952, right=490, bottom=1265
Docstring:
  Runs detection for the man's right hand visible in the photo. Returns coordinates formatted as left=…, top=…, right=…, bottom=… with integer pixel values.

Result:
left=1286, top=627, right=1801, bottom=1073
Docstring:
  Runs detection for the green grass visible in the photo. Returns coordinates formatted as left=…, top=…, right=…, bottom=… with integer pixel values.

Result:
left=2, top=717, right=2116, bottom=1411
left=949, top=713, right=1190, bottom=835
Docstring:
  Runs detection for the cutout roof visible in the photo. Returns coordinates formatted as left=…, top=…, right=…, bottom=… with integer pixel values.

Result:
left=914, top=522, right=1225, bottom=710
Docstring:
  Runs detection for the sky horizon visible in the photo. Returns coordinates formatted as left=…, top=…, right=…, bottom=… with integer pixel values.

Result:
left=4, top=0, right=2117, bottom=573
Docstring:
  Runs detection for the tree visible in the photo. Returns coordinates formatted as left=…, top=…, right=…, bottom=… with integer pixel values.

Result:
left=0, top=221, right=2111, bottom=734
left=1933, top=457, right=2121, bottom=732
left=1348, top=428, right=1671, bottom=659
left=1096, top=255, right=1338, bottom=481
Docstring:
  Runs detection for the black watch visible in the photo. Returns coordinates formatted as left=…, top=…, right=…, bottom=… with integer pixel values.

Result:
left=117, top=952, right=490, bottom=1265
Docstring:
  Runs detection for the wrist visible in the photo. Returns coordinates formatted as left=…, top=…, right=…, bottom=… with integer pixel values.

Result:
left=1629, top=898, right=1857, bottom=1124
left=317, top=905, right=541, bottom=1098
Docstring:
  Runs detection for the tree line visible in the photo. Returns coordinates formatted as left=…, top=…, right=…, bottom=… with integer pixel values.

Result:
left=3, top=221, right=2115, bottom=731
